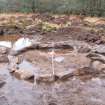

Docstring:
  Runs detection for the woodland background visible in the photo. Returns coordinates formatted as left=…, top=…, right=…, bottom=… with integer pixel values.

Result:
left=0, top=0, right=105, bottom=16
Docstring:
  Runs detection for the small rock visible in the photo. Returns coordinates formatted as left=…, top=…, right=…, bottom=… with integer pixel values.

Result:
left=14, top=55, right=23, bottom=64
left=92, top=60, right=105, bottom=71
left=0, top=47, right=8, bottom=54
left=8, top=55, right=22, bottom=72
left=92, top=45, right=105, bottom=54
left=36, top=74, right=57, bottom=83
left=78, top=46, right=91, bottom=53
left=26, top=24, right=36, bottom=30
left=92, top=61, right=101, bottom=70
left=54, top=56, right=64, bottom=63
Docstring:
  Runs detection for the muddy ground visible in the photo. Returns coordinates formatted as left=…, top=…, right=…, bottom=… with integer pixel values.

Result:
left=0, top=14, right=105, bottom=105
left=0, top=13, right=105, bottom=44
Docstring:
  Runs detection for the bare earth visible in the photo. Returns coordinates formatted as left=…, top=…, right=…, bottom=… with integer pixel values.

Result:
left=0, top=14, right=105, bottom=105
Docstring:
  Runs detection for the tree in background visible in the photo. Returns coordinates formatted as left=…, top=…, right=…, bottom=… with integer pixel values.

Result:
left=0, top=0, right=105, bottom=16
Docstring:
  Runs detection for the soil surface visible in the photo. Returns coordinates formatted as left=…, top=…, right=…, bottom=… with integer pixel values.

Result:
left=0, top=14, right=105, bottom=105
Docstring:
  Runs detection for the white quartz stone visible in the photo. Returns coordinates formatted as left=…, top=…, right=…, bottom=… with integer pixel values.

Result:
left=54, top=56, right=64, bottom=63
left=12, top=38, right=32, bottom=51
left=0, top=41, right=12, bottom=48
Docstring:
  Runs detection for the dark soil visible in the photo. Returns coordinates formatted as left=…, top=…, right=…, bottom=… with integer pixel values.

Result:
left=40, top=26, right=105, bottom=44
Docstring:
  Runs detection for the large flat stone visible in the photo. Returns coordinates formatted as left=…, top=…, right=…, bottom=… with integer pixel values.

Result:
left=36, top=74, right=57, bottom=83
left=12, top=38, right=32, bottom=52
left=14, top=60, right=38, bottom=80
left=56, top=68, right=76, bottom=80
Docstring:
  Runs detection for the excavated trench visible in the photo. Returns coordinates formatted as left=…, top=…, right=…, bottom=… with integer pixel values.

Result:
left=1, top=35, right=105, bottom=105
left=0, top=14, right=105, bottom=105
